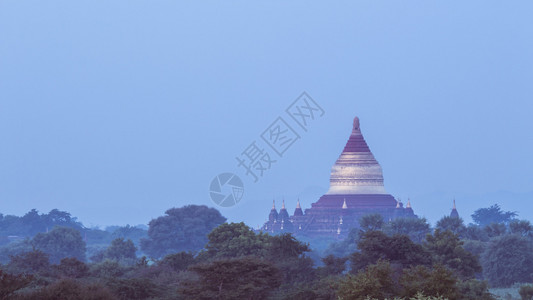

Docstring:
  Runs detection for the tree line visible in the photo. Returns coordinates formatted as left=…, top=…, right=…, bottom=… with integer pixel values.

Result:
left=1, top=204, right=533, bottom=299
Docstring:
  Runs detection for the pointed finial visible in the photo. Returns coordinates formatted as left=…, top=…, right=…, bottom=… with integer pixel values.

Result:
left=296, top=198, right=301, bottom=209
left=282, top=198, right=286, bottom=210
left=396, top=200, right=400, bottom=208
left=353, top=116, right=360, bottom=132
left=406, top=198, right=411, bottom=208
left=453, top=198, right=456, bottom=210
left=272, top=199, right=276, bottom=210
left=342, top=198, right=348, bottom=209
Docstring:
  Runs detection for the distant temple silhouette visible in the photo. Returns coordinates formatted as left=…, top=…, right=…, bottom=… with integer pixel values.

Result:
left=261, top=116, right=459, bottom=238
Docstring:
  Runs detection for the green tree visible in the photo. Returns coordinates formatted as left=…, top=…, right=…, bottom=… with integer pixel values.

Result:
left=140, top=205, right=226, bottom=258
left=509, top=220, right=533, bottom=237
left=481, top=234, right=533, bottom=287
left=472, top=204, right=517, bottom=227
left=0, top=239, right=33, bottom=264
left=158, top=251, right=195, bottom=272
left=462, top=239, right=487, bottom=259
left=436, top=216, right=466, bottom=237
left=179, top=256, right=281, bottom=300
left=350, top=231, right=430, bottom=272
left=456, top=279, right=496, bottom=300
left=338, top=260, right=396, bottom=300
left=106, top=278, right=161, bottom=300
left=110, top=225, right=147, bottom=246
left=484, top=222, right=507, bottom=238
left=425, top=229, right=481, bottom=279
left=281, top=276, right=340, bottom=300
left=463, top=224, right=489, bottom=241
left=359, top=214, right=384, bottom=233
left=268, top=234, right=315, bottom=292
left=399, top=264, right=458, bottom=299
left=519, top=284, right=533, bottom=300
left=104, top=238, right=137, bottom=263
left=19, top=279, right=114, bottom=300
left=32, top=226, right=86, bottom=263
left=384, top=217, right=431, bottom=243
left=55, top=257, right=89, bottom=278
left=318, top=255, right=348, bottom=277
left=325, top=228, right=359, bottom=258
left=203, top=222, right=270, bottom=260
left=0, top=269, right=33, bottom=299
left=8, top=249, right=50, bottom=274
left=43, top=209, right=83, bottom=230
left=268, top=233, right=310, bottom=260
left=201, top=224, right=313, bottom=295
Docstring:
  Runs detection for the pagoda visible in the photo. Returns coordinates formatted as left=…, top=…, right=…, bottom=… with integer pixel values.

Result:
left=261, top=116, right=416, bottom=237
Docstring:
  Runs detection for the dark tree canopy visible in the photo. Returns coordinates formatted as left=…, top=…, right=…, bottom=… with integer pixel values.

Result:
left=0, top=209, right=83, bottom=239
left=140, top=205, right=226, bottom=258
left=509, top=219, right=533, bottom=237
left=55, top=257, right=89, bottom=278
left=318, top=254, right=348, bottom=277
left=32, top=226, right=86, bottom=263
left=464, top=224, right=490, bottom=242
left=158, top=251, right=195, bottom=272
left=383, top=217, right=431, bottom=243
left=0, top=269, right=33, bottom=299
left=359, top=213, right=384, bottom=233
left=180, top=257, right=281, bottom=300
left=425, top=229, right=481, bottom=279
left=94, top=238, right=138, bottom=264
left=484, top=222, right=507, bottom=238
left=201, top=222, right=314, bottom=293
left=325, top=228, right=359, bottom=258
left=339, top=260, right=397, bottom=300
left=399, top=264, right=458, bottom=299
left=110, top=225, right=147, bottom=246
left=471, top=204, right=517, bottom=227
left=7, top=250, right=51, bottom=274
left=350, top=231, right=430, bottom=272
left=436, top=216, right=466, bottom=237
left=203, top=222, right=270, bottom=259
left=481, top=234, right=533, bottom=287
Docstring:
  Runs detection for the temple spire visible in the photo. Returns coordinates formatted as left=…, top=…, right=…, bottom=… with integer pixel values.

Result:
left=282, top=198, right=286, bottom=210
left=326, top=116, right=387, bottom=195
left=352, top=116, right=360, bottom=133
left=272, top=199, right=276, bottom=210
left=450, top=198, right=459, bottom=218
left=342, top=198, right=348, bottom=209
left=406, top=198, right=411, bottom=208
left=293, top=198, right=304, bottom=217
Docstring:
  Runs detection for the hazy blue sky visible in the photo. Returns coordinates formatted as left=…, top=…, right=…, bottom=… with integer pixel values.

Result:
left=1, top=1, right=532, bottom=228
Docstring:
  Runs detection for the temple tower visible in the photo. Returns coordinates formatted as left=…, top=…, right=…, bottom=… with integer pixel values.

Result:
left=261, top=116, right=417, bottom=237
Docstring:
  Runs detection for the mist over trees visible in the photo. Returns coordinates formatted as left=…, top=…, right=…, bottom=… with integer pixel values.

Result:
left=32, top=227, right=86, bottom=263
left=0, top=203, right=532, bottom=298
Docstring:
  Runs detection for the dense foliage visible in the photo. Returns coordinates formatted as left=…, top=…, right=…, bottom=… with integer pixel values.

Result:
left=0, top=204, right=532, bottom=299
left=140, top=205, right=226, bottom=258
